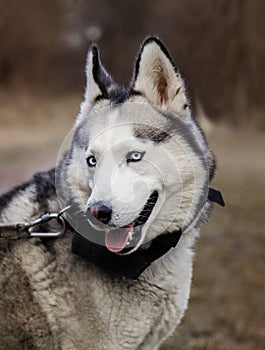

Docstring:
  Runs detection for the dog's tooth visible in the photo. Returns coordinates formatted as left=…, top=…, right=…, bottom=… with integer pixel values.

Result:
left=127, top=232, right=133, bottom=244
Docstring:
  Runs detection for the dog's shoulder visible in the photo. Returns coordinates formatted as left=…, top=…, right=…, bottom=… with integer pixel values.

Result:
left=0, top=168, right=57, bottom=223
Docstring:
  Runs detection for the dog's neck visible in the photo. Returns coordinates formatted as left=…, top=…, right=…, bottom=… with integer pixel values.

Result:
left=142, top=228, right=198, bottom=289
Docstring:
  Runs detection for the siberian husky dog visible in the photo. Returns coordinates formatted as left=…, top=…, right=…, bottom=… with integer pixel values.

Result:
left=0, top=37, right=222, bottom=350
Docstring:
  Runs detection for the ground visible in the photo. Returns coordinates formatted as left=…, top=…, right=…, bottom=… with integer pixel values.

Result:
left=0, top=93, right=264, bottom=350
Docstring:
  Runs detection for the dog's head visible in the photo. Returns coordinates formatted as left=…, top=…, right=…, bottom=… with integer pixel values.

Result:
left=59, top=37, right=215, bottom=254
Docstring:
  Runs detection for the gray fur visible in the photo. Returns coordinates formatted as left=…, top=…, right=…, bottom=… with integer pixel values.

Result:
left=0, top=37, right=217, bottom=349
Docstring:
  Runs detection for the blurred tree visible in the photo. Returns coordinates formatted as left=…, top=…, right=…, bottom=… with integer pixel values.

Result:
left=0, top=0, right=264, bottom=126
left=0, top=0, right=61, bottom=89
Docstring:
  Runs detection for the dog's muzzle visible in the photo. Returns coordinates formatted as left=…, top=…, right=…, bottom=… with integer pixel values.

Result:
left=67, top=188, right=224, bottom=279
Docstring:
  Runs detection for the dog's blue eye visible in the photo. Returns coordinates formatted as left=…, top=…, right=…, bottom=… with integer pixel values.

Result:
left=86, top=155, right=97, bottom=167
left=126, top=151, right=145, bottom=163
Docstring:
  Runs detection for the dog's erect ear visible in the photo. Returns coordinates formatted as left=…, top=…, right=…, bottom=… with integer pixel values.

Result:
left=84, top=45, right=115, bottom=103
left=132, top=37, right=189, bottom=115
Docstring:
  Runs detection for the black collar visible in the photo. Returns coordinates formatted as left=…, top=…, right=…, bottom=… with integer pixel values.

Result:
left=70, top=187, right=224, bottom=279
left=71, top=229, right=182, bottom=279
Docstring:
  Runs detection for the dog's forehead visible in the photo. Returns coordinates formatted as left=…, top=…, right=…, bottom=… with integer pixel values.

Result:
left=90, top=100, right=166, bottom=124
left=83, top=100, right=177, bottom=153
left=120, top=100, right=165, bottom=125
left=88, top=107, right=134, bottom=151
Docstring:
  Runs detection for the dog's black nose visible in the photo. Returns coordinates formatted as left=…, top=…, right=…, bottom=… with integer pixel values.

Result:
left=87, top=203, right=112, bottom=224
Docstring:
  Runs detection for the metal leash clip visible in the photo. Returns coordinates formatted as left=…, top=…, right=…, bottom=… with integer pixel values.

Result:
left=0, top=206, right=71, bottom=240
left=26, top=206, right=71, bottom=238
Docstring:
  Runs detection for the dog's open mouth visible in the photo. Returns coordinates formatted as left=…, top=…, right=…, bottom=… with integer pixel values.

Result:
left=105, top=191, right=159, bottom=253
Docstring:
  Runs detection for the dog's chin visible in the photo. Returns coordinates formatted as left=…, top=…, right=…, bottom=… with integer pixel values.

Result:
left=109, top=190, right=159, bottom=255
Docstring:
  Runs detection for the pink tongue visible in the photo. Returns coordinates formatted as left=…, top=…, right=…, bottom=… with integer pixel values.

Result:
left=105, top=223, right=134, bottom=253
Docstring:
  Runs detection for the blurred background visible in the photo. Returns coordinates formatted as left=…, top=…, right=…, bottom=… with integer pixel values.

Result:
left=0, top=1, right=264, bottom=349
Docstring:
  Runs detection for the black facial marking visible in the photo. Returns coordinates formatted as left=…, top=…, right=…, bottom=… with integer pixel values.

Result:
left=134, top=125, right=171, bottom=144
